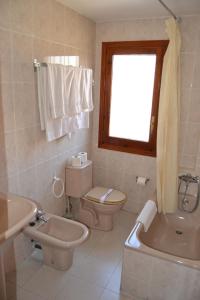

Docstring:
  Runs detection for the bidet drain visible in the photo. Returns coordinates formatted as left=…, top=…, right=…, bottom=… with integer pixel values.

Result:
left=176, top=230, right=183, bottom=235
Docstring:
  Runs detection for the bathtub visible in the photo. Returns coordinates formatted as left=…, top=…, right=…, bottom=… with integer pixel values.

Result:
left=121, top=209, right=200, bottom=300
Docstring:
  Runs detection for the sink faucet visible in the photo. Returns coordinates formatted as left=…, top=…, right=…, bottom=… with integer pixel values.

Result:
left=36, top=209, right=48, bottom=223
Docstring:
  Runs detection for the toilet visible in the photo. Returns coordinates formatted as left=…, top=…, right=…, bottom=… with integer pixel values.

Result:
left=24, top=213, right=89, bottom=270
left=65, top=161, right=126, bottom=231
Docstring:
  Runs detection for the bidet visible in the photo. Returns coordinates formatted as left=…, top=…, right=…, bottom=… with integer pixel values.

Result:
left=24, top=213, right=89, bottom=270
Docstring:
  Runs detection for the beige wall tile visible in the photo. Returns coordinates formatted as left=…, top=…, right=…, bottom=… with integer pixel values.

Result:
left=0, top=29, right=12, bottom=82
left=33, top=38, right=51, bottom=61
left=48, top=43, right=66, bottom=57
left=10, top=0, right=33, bottom=34
left=180, top=16, right=200, bottom=52
left=179, top=155, right=196, bottom=171
left=180, top=88, right=191, bottom=122
left=7, top=173, right=19, bottom=194
left=188, top=89, right=200, bottom=122
left=0, top=83, right=15, bottom=132
left=0, top=132, right=7, bottom=177
left=13, top=83, right=37, bottom=129
left=34, top=125, right=54, bottom=164
left=52, top=1, right=65, bottom=43
left=4, top=131, right=18, bottom=176
left=0, top=0, right=11, bottom=29
left=0, top=175, right=8, bottom=193
left=64, top=7, right=80, bottom=47
left=12, top=32, right=33, bottom=82
left=35, top=159, right=56, bottom=206
left=181, top=53, right=195, bottom=89
left=192, top=53, right=200, bottom=89
left=18, top=167, right=37, bottom=200
left=183, top=123, right=200, bottom=156
left=16, top=128, right=36, bottom=171
left=32, top=0, right=53, bottom=40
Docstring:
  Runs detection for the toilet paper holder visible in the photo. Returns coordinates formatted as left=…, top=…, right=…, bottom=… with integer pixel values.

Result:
left=136, top=176, right=150, bottom=185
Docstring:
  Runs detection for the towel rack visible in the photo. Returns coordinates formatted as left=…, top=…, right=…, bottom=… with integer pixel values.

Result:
left=33, top=59, right=47, bottom=71
left=33, top=59, right=95, bottom=86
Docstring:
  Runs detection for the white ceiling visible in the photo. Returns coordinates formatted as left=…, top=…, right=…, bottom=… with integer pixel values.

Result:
left=57, top=0, right=200, bottom=22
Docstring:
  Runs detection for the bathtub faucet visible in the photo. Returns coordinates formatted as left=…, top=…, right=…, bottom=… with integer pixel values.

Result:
left=179, top=173, right=200, bottom=184
left=178, top=173, right=200, bottom=213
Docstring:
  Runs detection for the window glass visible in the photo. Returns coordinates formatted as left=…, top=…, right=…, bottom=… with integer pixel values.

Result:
left=109, top=54, right=156, bottom=142
left=98, top=40, right=168, bottom=157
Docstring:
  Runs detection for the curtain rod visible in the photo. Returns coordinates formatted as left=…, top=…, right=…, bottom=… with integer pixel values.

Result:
left=158, top=0, right=181, bottom=22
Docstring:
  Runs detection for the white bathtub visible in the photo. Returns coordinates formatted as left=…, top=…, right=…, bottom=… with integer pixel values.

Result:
left=121, top=209, right=200, bottom=300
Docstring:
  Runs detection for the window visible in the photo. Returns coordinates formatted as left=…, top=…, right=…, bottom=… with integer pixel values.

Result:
left=98, top=40, right=168, bottom=157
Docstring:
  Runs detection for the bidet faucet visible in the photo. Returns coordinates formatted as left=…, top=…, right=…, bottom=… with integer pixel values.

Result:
left=36, top=209, right=48, bottom=223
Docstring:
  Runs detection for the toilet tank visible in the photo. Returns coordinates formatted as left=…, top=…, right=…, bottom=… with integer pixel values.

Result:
left=65, top=160, right=93, bottom=198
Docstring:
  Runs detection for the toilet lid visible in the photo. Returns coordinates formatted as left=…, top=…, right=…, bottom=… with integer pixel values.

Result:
left=84, top=187, right=126, bottom=205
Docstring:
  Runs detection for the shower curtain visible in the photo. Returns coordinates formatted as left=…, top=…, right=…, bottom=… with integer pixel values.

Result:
left=156, top=18, right=181, bottom=214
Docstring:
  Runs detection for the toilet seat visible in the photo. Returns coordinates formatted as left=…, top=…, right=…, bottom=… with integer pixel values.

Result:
left=83, top=186, right=126, bottom=205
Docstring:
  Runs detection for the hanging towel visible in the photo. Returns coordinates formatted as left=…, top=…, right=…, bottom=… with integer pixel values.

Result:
left=46, top=64, right=77, bottom=119
left=46, top=64, right=94, bottom=119
left=80, top=68, right=94, bottom=112
left=37, top=65, right=91, bottom=141
left=77, top=111, right=89, bottom=129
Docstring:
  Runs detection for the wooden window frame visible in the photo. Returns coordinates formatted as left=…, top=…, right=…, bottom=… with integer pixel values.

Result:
left=98, top=40, right=169, bottom=157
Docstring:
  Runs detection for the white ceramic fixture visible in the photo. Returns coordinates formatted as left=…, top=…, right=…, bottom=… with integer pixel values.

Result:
left=0, top=193, right=37, bottom=300
left=24, top=213, right=89, bottom=270
left=65, top=161, right=126, bottom=231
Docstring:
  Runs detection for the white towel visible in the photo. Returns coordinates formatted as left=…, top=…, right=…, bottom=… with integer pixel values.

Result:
left=46, top=64, right=93, bottom=119
left=47, top=64, right=77, bottom=119
left=77, top=111, right=89, bottom=129
left=80, top=68, right=94, bottom=112
left=136, top=200, right=157, bottom=232
left=37, top=66, right=76, bottom=141
left=37, top=64, right=92, bottom=142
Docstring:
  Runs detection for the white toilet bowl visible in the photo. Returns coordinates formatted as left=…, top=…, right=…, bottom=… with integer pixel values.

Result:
left=79, top=187, right=126, bottom=231
left=24, top=213, right=89, bottom=270
left=65, top=161, right=126, bottom=231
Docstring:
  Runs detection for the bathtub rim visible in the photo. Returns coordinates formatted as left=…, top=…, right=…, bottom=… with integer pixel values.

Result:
left=125, top=221, right=200, bottom=271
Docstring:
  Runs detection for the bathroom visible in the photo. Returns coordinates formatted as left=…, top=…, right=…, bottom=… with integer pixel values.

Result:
left=0, top=0, right=200, bottom=299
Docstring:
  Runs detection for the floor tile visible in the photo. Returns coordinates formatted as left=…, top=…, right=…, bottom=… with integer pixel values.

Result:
left=22, top=265, right=71, bottom=299
left=77, top=228, right=106, bottom=256
left=6, top=281, right=45, bottom=300
left=100, top=289, right=133, bottom=300
left=68, top=254, right=115, bottom=288
left=6, top=256, right=42, bottom=287
left=55, top=275, right=104, bottom=300
left=106, top=262, right=122, bottom=294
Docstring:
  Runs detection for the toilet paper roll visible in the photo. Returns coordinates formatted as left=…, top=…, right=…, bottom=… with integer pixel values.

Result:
left=136, top=176, right=148, bottom=186
left=71, top=155, right=82, bottom=167
left=78, top=152, right=88, bottom=164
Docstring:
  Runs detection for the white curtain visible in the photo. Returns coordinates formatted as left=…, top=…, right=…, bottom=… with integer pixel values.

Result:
left=156, top=18, right=181, bottom=214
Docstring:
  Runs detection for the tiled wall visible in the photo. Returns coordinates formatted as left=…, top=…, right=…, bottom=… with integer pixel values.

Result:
left=0, top=0, right=95, bottom=265
left=92, top=16, right=200, bottom=213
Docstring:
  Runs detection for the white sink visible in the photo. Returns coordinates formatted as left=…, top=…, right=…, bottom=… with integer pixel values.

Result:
left=0, top=193, right=37, bottom=245
left=0, top=193, right=37, bottom=299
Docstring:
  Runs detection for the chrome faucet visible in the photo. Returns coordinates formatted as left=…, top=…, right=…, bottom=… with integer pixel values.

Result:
left=178, top=173, right=200, bottom=213
left=36, top=209, right=48, bottom=223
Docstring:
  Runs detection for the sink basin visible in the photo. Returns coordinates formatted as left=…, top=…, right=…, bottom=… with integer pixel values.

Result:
left=0, top=192, right=37, bottom=300
left=0, top=192, right=37, bottom=245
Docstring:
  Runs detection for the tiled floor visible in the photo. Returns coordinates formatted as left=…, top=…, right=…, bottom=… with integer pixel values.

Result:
left=6, top=210, right=137, bottom=300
